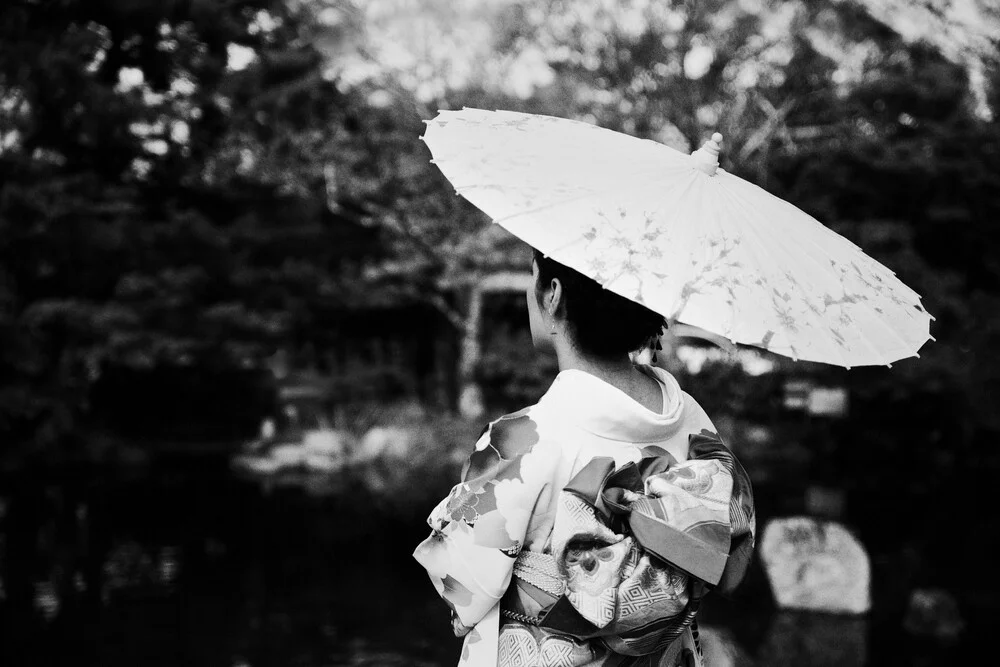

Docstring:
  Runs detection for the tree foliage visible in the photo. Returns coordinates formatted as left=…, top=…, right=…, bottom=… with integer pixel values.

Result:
left=1, top=0, right=999, bottom=479
left=0, top=0, right=383, bottom=452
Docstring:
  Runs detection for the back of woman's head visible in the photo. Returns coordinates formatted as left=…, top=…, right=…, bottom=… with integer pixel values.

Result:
left=533, top=249, right=666, bottom=359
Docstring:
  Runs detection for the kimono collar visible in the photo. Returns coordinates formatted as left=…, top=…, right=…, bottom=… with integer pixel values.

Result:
left=539, top=365, right=686, bottom=443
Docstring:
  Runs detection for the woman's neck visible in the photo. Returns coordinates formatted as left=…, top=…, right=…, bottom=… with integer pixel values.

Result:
left=555, top=345, right=663, bottom=413
left=559, top=351, right=633, bottom=378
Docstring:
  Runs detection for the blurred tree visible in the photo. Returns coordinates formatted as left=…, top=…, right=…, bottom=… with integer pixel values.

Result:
left=766, top=24, right=1000, bottom=596
left=2, top=0, right=998, bottom=466
left=312, top=0, right=1000, bottom=427
left=484, top=0, right=818, bottom=176
left=305, top=3, right=553, bottom=414
left=0, top=0, right=382, bottom=456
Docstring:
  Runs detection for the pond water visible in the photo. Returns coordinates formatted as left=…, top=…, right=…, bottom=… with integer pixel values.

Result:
left=0, top=456, right=971, bottom=666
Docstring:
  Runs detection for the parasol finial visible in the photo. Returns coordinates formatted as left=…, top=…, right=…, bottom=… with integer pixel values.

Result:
left=691, top=132, right=723, bottom=176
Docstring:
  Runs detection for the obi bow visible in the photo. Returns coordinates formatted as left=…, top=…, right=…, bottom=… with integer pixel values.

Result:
left=504, top=430, right=755, bottom=655
left=561, top=429, right=755, bottom=592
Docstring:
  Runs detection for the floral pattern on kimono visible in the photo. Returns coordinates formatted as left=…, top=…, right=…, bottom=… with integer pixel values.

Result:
left=417, top=410, right=557, bottom=635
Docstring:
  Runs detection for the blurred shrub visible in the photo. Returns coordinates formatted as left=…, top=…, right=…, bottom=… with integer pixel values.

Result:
left=475, top=328, right=558, bottom=416
left=904, top=588, right=965, bottom=643
left=90, top=364, right=276, bottom=442
left=346, top=400, right=483, bottom=523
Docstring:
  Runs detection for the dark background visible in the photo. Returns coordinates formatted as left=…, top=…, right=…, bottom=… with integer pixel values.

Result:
left=1, top=1, right=998, bottom=665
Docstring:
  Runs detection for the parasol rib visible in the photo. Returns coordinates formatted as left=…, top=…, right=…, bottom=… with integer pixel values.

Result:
left=485, top=167, right=675, bottom=231
left=714, top=176, right=925, bottom=364
left=704, top=176, right=837, bottom=360
left=704, top=177, right=849, bottom=361
left=715, top=177, right=889, bottom=364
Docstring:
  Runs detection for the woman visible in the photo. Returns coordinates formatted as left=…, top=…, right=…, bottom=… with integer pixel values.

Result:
left=414, top=250, right=755, bottom=666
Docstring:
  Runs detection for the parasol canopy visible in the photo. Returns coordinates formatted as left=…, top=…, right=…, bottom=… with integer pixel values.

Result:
left=422, top=108, right=933, bottom=368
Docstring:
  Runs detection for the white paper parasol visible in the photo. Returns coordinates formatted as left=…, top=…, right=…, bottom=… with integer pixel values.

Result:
left=422, top=108, right=933, bottom=367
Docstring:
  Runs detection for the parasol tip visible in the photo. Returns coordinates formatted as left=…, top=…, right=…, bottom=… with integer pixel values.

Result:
left=692, top=132, right=724, bottom=176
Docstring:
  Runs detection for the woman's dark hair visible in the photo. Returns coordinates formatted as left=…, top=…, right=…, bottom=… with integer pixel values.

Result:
left=533, top=249, right=666, bottom=359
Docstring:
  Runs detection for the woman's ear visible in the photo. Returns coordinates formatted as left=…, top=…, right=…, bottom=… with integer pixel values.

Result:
left=547, top=278, right=563, bottom=317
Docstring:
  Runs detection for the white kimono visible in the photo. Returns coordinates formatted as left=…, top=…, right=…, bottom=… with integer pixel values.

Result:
left=414, top=366, right=755, bottom=666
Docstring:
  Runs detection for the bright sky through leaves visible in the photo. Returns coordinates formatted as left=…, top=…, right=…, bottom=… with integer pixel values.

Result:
left=336, top=0, right=998, bottom=115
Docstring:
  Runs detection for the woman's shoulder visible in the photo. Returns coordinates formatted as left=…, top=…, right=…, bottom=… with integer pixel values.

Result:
left=479, top=405, right=543, bottom=455
left=462, top=403, right=560, bottom=481
left=641, top=364, right=717, bottom=429
left=677, top=389, right=716, bottom=430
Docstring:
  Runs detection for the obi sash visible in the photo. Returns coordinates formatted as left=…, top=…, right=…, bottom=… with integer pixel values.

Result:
left=500, top=429, right=755, bottom=657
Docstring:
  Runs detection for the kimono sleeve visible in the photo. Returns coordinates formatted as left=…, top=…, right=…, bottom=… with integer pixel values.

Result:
left=413, top=410, right=554, bottom=630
